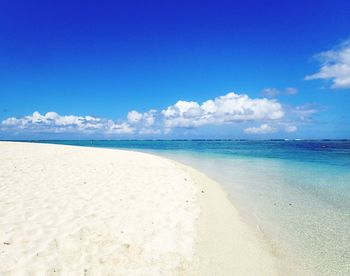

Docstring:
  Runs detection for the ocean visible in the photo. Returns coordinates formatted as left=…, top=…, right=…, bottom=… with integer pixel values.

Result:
left=31, top=140, right=350, bottom=275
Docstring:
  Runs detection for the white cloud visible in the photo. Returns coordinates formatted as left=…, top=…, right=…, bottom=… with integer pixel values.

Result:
left=106, top=121, right=134, bottom=134
left=262, top=88, right=280, bottom=97
left=262, top=87, right=298, bottom=97
left=161, top=92, right=284, bottom=128
left=244, top=124, right=277, bottom=134
left=127, top=110, right=143, bottom=123
left=1, top=111, right=133, bottom=134
left=243, top=121, right=299, bottom=135
left=290, top=104, right=318, bottom=121
left=1, top=91, right=308, bottom=137
left=127, top=109, right=157, bottom=127
left=305, top=40, right=350, bottom=89
left=2, top=111, right=103, bottom=129
left=285, top=125, right=297, bottom=132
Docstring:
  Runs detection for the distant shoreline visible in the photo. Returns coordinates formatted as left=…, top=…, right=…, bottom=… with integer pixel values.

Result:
left=1, top=138, right=350, bottom=141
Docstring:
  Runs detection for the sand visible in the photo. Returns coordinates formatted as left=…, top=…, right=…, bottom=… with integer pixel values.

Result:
left=0, top=142, right=279, bottom=275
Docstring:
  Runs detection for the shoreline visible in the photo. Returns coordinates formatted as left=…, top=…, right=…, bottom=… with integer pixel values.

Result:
left=173, top=161, right=282, bottom=275
left=0, top=142, right=281, bottom=275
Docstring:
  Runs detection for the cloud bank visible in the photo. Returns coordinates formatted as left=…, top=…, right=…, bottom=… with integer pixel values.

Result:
left=2, top=111, right=134, bottom=135
left=1, top=92, right=314, bottom=137
left=305, top=40, right=350, bottom=89
left=161, top=92, right=284, bottom=128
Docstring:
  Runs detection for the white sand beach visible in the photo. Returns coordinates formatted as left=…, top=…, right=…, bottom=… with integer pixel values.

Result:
left=0, top=142, right=279, bottom=275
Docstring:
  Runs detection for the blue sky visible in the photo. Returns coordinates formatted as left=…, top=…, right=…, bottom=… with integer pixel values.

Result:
left=0, top=0, right=349, bottom=139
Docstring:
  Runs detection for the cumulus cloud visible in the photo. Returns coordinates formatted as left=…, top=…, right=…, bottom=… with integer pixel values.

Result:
left=305, top=40, right=350, bottom=89
left=244, top=124, right=277, bottom=134
left=161, top=92, right=284, bottom=128
left=1, top=91, right=308, bottom=137
left=127, top=109, right=157, bottom=127
left=106, top=121, right=134, bottom=134
left=2, top=111, right=102, bottom=129
left=127, top=110, right=143, bottom=123
left=1, top=111, right=134, bottom=135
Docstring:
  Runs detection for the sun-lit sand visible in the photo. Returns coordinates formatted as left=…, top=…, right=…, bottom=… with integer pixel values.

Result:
left=0, top=142, right=279, bottom=275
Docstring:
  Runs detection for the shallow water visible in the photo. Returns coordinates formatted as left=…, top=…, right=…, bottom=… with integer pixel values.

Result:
left=29, top=140, right=350, bottom=275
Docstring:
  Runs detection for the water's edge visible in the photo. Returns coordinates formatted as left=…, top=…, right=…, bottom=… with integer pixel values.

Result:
left=14, top=140, right=350, bottom=275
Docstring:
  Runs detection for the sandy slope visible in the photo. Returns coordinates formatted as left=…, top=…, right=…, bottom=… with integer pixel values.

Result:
left=0, top=142, right=279, bottom=275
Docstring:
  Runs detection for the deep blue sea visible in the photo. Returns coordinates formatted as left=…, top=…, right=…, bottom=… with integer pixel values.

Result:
left=31, top=140, right=350, bottom=274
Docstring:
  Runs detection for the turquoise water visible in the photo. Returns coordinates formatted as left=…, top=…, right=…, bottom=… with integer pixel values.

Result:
left=31, top=140, right=350, bottom=274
